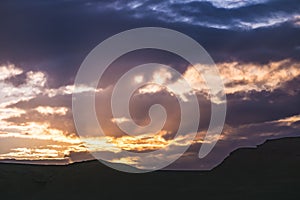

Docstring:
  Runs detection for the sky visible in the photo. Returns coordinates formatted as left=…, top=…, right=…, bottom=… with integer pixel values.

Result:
left=0, top=0, right=300, bottom=170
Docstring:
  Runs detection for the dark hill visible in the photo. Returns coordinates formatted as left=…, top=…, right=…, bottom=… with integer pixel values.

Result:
left=1, top=137, right=300, bottom=200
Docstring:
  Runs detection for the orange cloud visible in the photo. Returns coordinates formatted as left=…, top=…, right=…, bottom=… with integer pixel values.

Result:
left=137, top=59, right=300, bottom=99
left=35, top=106, right=68, bottom=115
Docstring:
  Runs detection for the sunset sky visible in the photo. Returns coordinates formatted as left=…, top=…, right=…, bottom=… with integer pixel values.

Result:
left=0, top=0, right=300, bottom=170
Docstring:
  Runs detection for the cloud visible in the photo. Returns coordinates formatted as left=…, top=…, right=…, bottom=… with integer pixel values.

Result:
left=136, top=59, right=300, bottom=102
left=111, top=117, right=131, bottom=124
left=198, top=0, right=269, bottom=9
left=89, top=0, right=300, bottom=30
left=0, top=64, right=82, bottom=161
left=35, top=106, right=68, bottom=116
left=1, top=58, right=300, bottom=170
left=1, top=0, right=299, bottom=81
left=218, top=59, right=300, bottom=93
left=0, top=64, right=23, bottom=81
left=0, top=65, right=47, bottom=107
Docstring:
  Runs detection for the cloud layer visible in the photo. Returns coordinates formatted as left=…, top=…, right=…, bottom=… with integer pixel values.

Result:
left=0, top=57, right=299, bottom=170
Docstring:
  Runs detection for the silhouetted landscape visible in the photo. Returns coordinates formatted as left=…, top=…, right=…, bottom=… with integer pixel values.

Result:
left=1, top=137, right=300, bottom=200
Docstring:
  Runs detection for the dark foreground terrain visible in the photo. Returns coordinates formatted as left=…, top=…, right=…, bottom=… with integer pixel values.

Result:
left=1, top=137, right=300, bottom=200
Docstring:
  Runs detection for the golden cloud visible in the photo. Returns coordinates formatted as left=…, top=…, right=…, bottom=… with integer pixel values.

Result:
left=137, top=59, right=300, bottom=99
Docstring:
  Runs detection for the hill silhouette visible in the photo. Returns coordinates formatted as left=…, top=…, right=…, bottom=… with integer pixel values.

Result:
left=1, top=137, right=300, bottom=200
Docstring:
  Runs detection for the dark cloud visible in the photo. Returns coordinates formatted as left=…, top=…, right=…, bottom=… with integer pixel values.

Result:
left=9, top=94, right=72, bottom=110
left=0, top=0, right=300, bottom=88
left=226, top=76, right=300, bottom=126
